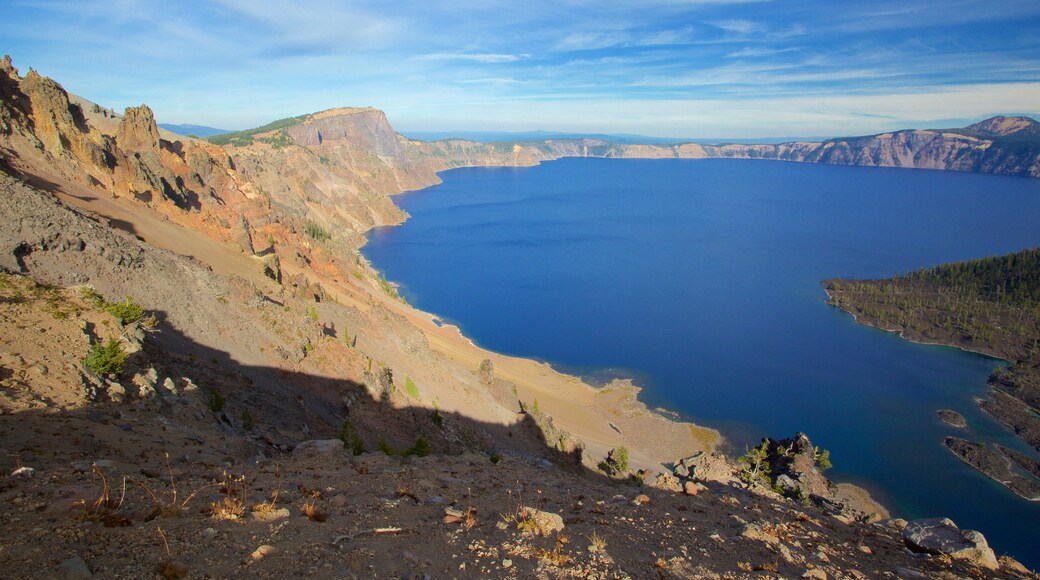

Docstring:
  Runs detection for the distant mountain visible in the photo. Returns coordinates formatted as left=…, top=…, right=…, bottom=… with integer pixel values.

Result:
left=158, top=123, right=230, bottom=137
left=945, top=116, right=1040, bottom=142
left=401, top=130, right=827, bottom=146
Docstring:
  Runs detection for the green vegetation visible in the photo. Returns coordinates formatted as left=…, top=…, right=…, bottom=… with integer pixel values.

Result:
left=242, top=410, right=255, bottom=431
left=339, top=418, right=365, bottom=455
left=598, top=446, right=630, bottom=476
left=207, top=389, right=225, bottom=413
left=105, top=296, right=146, bottom=325
left=304, top=222, right=331, bottom=242
left=613, top=447, right=630, bottom=473
left=206, top=114, right=310, bottom=146
left=257, top=129, right=293, bottom=149
left=815, top=447, right=832, bottom=471
left=827, top=248, right=1040, bottom=356
left=82, top=337, right=126, bottom=377
left=307, top=305, right=318, bottom=320
left=827, top=247, right=1040, bottom=453
left=404, top=376, right=420, bottom=399
left=377, top=433, right=395, bottom=455
left=401, top=435, right=431, bottom=457
left=375, top=273, right=403, bottom=302
left=80, top=288, right=153, bottom=326
left=737, top=441, right=772, bottom=486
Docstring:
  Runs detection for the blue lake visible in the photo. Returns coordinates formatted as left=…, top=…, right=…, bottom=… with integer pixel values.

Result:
left=363, top=158, right=1040, bottom=566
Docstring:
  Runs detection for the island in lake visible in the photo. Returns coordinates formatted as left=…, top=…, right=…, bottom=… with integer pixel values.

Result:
left=825, top=248, right=1040, bottom=500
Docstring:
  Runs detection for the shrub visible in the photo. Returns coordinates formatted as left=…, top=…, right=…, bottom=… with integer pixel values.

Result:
left=401, top=435, right=431, bottom=457
left=815, top=447, right=833, bottom=471
left=377, top=433, right=395, bottom=455
left=404, top=376, right=420, bottom=399
left=614, top=447, right=630, bottom=473
left=340, top=418, right=365, bottom=455
left=83, top=337, right=126, bottom=377
left=737, top=441, right=772, bottom=486
left=305, top=221, right=331, bottom=242
left=105, top=296, right=145, bottom=325
left=207, top=389, right=225, bottom=412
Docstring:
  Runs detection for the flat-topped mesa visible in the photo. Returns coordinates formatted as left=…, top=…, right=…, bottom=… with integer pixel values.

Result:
left=286, top=107, right=403, bottom=158
left=115, top=104, right=160, bottom=153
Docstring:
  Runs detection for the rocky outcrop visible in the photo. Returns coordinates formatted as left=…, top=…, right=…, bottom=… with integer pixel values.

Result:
left=115, top=104, right=160, bottom=152
left=287, top=107, right=403, bottom=158
left=672, top=450, right=737, bottom=485
left=760, top=432, right=832, bottom=499
left=902, top=517, right=999, bottom=570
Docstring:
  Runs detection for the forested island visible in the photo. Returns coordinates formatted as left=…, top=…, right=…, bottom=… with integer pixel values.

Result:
left=824, top=248, right=1040, bottom=499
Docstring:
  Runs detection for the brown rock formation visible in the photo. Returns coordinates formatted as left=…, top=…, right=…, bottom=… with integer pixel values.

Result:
left=115, top=104, right=160, bottom=152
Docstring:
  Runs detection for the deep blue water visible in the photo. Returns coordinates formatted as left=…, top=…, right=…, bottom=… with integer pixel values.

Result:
left=363, top=158, right=1040, bottom=566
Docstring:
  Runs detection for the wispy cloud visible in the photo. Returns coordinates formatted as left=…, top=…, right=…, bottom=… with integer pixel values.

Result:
left=417, top=53, right=527, bottom=63
left=2, top=0, right=1038, bottom=137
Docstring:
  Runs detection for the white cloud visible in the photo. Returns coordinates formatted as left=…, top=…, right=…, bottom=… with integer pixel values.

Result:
left=417, top=53, right=527, bottom=63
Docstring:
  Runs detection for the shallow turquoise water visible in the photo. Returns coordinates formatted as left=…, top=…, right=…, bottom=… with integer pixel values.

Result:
left=364, top=158, right=1040, bottom=565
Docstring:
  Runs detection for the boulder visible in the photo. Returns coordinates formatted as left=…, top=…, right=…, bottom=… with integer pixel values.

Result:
left=902, top=517, right=998, bottom=570
left=673, top=451, right=736, bottom=484
left=518, top=507, right=564, bottom=536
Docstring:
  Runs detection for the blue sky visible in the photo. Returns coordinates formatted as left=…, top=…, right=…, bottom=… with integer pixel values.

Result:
left=3, top=0, right=1040, bottom=138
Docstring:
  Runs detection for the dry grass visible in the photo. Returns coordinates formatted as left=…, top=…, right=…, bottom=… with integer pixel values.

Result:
left=210, top=471, right=247, bottom=521
left=79, top=463, right=131, bottom=527
left=251, top=464, right=282, bottom=516
left=134, top=453, right=218, bottom=519
left=589, top=531, right=607, bottom=553
left=536, top=533, right=571, bottom=566
left=300, top=490, right=327, bottom=522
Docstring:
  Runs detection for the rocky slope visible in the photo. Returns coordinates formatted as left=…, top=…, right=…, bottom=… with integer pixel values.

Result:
left=1, top=56, right=1037, bottom=576
left=1, top=272, right=1029, bottom=579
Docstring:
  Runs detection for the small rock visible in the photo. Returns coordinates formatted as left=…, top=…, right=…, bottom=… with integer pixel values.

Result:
left=502, top=559, right=512, bottom=568
left=59, top=555, right=91, bottom=579
left=683, top=481, right=699, bottom=496
left=632, top=494, right=650, bottom=506
left=444, top=507, right=465, bottom=518
left=251, top=545, right=279, bottom=561
left=741, top=523, right=780, bottom=546
left=251, top=507, right=290, bottom=521
left=11, top=466, right=35, bottom=478
left=202, top=528, right=217, bottom=539
left=802, top=569, right=826, bottom=579
left=858, top=545, right=872, bottom=555
left=331, top=494, right=346, bottom=507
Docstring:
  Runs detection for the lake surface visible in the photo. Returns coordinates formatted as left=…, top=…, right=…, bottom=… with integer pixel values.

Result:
left=363, top=158, right=1040, bottom=566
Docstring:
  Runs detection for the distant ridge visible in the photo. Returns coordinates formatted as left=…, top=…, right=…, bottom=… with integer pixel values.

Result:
left=401, top=129, right=829, bottom=146
left=158, top=123, right=230, bottom=137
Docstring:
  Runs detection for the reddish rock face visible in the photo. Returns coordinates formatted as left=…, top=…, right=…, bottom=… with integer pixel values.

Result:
left=116, top=104, right=161, bottom=153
